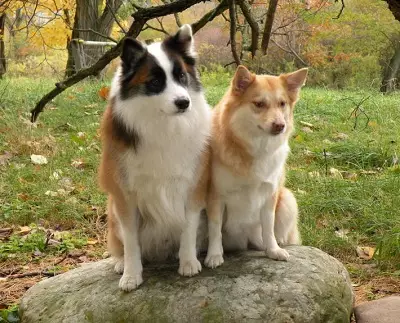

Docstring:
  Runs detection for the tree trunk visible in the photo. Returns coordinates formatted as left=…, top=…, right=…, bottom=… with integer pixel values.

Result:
left=380, top=42, right=400, bottom=93
left=64, top=8, right=79, bottom=78
left=261, top=0, right=278, bottom=55
left=65, top=0, right=123, bottom=77
left=0, top=13, right=6, bottom=79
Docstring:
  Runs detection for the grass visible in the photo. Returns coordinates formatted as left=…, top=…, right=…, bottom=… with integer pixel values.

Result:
left=1, top=71, right=400, bottom=315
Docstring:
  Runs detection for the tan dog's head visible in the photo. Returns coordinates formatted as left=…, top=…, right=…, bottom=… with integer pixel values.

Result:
left=226, top=66, right=308, bottom=139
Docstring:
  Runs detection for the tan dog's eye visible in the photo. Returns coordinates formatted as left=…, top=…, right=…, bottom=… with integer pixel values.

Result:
left=254, top=101, right=265, bottom=108
left=279, top=101, right=286, bottom=108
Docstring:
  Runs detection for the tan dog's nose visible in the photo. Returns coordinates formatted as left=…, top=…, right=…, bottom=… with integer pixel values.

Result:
left=271, top=122, right=285, bottom=135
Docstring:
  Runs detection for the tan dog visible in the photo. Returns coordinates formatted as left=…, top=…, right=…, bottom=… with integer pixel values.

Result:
left=204, top=66, right=307, bottom=268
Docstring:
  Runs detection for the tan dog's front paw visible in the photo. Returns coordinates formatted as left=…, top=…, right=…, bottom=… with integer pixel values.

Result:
left=114, top=258, right=124, bottom=274
left=119, top=273, right=143, bottom=292
left=204, top=254, right=224, bottom=268
left=178, top=258, right=202, bottom=277
left=265, top=247, right=289, bottom=261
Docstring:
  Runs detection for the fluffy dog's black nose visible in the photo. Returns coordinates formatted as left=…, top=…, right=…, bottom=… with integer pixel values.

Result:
left=174, top=97, right=190, bottom=112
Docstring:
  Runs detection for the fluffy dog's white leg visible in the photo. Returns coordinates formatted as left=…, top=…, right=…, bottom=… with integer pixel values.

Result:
left=205, top=194, right=224, bottom=268
left=274, top=188, right=301, bottom=246
left=113, top=195, right=143, bottom=291
left=178, top=203, right=202, bottom=277
left=261, top=191, right=289, bottom=261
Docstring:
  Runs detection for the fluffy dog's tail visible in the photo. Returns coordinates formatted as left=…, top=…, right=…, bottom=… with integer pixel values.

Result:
left=274, top=187, right=301, bottom=245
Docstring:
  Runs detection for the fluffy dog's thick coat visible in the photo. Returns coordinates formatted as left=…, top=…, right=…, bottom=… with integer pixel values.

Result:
left=99, top=25, right=210, bottom=291
left=205, top=66, right=307, bottom=268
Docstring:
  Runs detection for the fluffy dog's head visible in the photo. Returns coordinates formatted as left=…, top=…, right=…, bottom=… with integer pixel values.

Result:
left=226, top=66, right=308, bottom=139
left=118, top=24, right=201, bottom=116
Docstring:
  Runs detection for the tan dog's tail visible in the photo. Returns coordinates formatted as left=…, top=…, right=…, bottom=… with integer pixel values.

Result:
left=275, top=187, right=301, bottom=245
left=107, top=196, right=124, bottom=257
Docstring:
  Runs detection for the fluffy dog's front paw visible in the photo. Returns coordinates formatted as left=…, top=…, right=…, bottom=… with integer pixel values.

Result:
left=119, top=273, right=143, bottom=292
left=114, top=258, right=124, bottom=274
left=204, top=253, right=224, bottom=269
left=178, top=258, right=202, bottom=277
left=265, top=247, right=289, bottom=261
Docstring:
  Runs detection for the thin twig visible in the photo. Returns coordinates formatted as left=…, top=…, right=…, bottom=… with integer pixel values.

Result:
left=333, top=0, right=345, bottom=19
left=106, top=1, right=127, bottom=34
left=6, top=254, right=68, bottom=279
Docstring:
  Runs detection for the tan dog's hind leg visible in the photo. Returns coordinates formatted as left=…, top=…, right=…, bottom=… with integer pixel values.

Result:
left=274, top=187, right=301, bottom=246
left=107, top=196, right=125, bottom=274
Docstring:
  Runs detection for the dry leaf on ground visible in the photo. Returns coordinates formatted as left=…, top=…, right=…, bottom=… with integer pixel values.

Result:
left=98, top=87, right=110, bottom=100
left=356, top=246, right=375, bottom=260
left=30, top=154, right=48, bottom=165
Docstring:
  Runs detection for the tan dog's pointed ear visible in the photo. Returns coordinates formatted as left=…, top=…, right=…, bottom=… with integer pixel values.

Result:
left=281, top=68, right=308, bottom=93
left=232, top=65, right=255, bottom=94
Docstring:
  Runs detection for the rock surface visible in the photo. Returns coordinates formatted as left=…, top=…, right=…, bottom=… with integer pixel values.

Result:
left=354, top=296, right=400, bottom=323
left=20, top=246, right=353, bottom=323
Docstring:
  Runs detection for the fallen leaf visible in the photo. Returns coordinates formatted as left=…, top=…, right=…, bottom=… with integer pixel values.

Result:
left=342, top=171, right=358, bottom=180
left=18, top=226, right=31, bottom=236
left=98, top=86, right=110, bottom=100
left=0, top=151, right=12, bottom=166
left=368, top=121, right=378, bottom=128
left=78, top=255, right=89, bottom=263
left=69, top=249, right=85, bottom=258
left=294, top=134, right=304, bottom=143
left=87, top=238, right=98, bottom=245
left=45, top=190, right=58, bottom=197
left=333, top=132, right=348, bottom=141
left=77, top=132, right=86, bottom=139
left=30, top=154, right=48, bottom=165
left=71, top=159, right=85, bottom=169
left=300, top=121, right=315, bottom=128
left=356, top=246, right=375, bottom=260
left=17, top=193, right=30, bottom=201
left=329, top=167, right=343, bottom=179
left=0, top=228, right=13, bottom=240
left=308, top=171, right=320, bottom=178
left=199, top=299, right=208, bottom=308
left=335, top=228, right=349, bottom=240
left=360, top=170, right=378, bottom=175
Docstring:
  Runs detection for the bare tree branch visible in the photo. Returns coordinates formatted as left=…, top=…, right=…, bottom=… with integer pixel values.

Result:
left=191, top=0, right=229, bottom=33
left=238, top=0, right=259, bottom=58
left=333, top=0, right=345, bottom=19
left=261, top=0, right=278, bottom=55
left=228, top=0, right=241, bottom=66
left=31, top=0, right=222, bottom=122
left=106, top=1, right=127, bottom=34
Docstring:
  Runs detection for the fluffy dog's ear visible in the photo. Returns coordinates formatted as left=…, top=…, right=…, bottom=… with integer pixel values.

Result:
left=232, top=65, right=255, bottom=94
left=121, top=38, right=146, bottom=67
left=164, top=24, right=195, bottom=57
left=281, top=68, right=308, bottom=93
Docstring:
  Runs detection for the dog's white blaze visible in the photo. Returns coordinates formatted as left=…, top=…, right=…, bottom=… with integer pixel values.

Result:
left=110, top=39, right=211, bottom=262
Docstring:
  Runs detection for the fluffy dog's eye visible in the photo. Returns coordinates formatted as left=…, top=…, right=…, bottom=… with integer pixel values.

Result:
left=254, top=101, right=265, bottom=108
left=279, top=101, right=286, bottom=108
left=179, top=72, right=186, bottom=82
left=150, top=78, right=160, bottom=86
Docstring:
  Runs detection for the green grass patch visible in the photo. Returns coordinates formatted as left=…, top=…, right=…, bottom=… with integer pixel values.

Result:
left=1, top=74, right=399, bottom=274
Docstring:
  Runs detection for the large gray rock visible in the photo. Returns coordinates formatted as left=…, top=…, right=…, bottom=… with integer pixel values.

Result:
left=20, top=246, right=353, bottom=323
left=354, top=296, right=400, bottom=323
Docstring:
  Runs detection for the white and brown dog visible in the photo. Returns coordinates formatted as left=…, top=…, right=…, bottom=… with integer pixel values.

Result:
left=99, top=25, right=210, bottom=291
left=205, top=66, right=307, bottom=268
